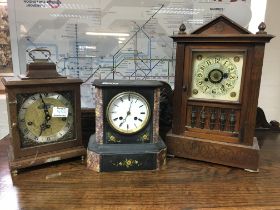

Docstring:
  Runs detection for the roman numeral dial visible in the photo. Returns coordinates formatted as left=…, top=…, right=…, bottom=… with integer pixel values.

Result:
left=107, top=92, right=150, bottom=134
left=18, top=92, right=74, bottom=144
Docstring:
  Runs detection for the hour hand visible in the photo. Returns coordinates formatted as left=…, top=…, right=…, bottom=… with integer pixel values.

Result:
left=39, top=123, right=46, bottom=136
left=39, top=121, right=51, bottom=136
left=119, top=118, right=126, bottom=127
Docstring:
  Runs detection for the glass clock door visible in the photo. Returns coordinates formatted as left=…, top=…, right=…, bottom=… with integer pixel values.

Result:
left=190, top=51, right=245, bottom=102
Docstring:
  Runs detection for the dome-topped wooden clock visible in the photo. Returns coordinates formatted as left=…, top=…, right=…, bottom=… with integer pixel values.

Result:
left=2, top=48, right=85, bottom=174
left=166, top=15, right=274, bottom=171
left=87, top=79, right=166, bottom=172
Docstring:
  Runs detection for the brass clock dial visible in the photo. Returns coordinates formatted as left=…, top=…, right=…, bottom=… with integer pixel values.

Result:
left=107, top=92, right=150, bottom=134
left=18, top=92, right=74, bottom=146
left=191, top=52, right=244, bottom=101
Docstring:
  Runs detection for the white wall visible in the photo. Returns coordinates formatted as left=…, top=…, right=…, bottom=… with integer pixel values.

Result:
left=258, top=0, right=280, bottom=122
left=6, top=0, right=20, bottom=75
left=5, top=0, right=280, bottom=122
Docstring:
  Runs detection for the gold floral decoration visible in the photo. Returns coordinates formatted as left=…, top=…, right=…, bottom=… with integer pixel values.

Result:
left=112, top=158, right=142, bottom=168
left=107, top=132, right=121, bottom=143
left=140, top=132, right=150, bottom=142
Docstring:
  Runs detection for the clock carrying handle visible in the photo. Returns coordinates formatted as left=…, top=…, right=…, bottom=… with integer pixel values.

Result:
left=28, top=48, right=51, bottom=63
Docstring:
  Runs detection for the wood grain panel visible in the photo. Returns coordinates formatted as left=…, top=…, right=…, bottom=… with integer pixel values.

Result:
left=0, top=131, right=279, bottom=209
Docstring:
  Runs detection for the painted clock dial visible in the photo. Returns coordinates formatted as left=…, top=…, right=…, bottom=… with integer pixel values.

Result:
left=107, top=92, right=150, bottom=134
left=18, top=92, right=74, bottom=147
left=191, top=51, right=244, bottom=101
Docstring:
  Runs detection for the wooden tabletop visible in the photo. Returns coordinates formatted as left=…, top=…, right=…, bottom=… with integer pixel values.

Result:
left=0, top=131, right=279, bottom=210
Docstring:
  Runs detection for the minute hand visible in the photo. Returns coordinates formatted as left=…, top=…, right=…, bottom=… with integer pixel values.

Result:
left=119, top=100, right=133, bottom=127
left=39, top=94, right=51, bottom=120
left=39, top=94, right=51, bottom=136
left=128, top=99, right=133, bottom=112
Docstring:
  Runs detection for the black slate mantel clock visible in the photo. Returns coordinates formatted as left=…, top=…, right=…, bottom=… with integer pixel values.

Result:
left=87, top=79, right=166, bottom=172
left=166, top=15, right=274, bottom=171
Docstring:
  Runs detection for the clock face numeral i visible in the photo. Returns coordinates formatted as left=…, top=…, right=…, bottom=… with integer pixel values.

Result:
left=107, top=92, right=150, bottom=134
left=18, top=92, right=74, bottom=145
left=191, top=52, right=244, bottom=101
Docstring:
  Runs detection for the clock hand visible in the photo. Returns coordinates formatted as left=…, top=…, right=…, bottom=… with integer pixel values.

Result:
left=39, top=94, right=47, bottom=109
left=128, top=99, right=133, bottom=112
left=39, top=94, right=51, bottom=118
left=119, top=100, right=134, bottom=127
left=223, top=73, right=228, bottom=79
left=39, top=94, right=52, bottom=136
left=119, top=115, right=128, bottom=127
left=39, top=120, right=51, bottom=137
left=125, top=100, right=133, bottom=120
left=39, top=123, right=46, bottom=136
left=39, top=94, right=52, bottom=121
left=39, top=122, right=47, bottom=136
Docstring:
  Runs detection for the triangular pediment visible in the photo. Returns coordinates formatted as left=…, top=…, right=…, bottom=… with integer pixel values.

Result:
left=191, top=15, right=252, bottom=35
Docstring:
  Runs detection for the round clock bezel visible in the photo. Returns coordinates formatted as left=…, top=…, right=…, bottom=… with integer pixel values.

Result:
left=106, top=91, right=151, bottom=135
left=17, top=92, right=74, bottom=144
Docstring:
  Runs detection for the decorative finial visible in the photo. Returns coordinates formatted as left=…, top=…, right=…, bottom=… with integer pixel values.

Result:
left=178, top=23, right=186, bottom=35
left=256, top=22, right=267, bottom=34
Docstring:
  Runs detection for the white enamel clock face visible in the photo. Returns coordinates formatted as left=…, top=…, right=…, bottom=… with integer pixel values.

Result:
left=107, top=92, right=150, bottom=134
left=190, top=52, right=244, bottom=101
left=18, top=92, right=74, bottom=144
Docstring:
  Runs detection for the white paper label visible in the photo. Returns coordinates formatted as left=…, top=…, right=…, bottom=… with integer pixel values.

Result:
left=52, top=107, right=69, bottom=117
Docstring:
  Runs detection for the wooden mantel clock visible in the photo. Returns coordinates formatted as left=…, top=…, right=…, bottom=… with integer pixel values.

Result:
left=166, top=15, right=274, bottom=171
left=87, top=79, right=166, bottom=172
left=2, top=48, right=85, bottom=174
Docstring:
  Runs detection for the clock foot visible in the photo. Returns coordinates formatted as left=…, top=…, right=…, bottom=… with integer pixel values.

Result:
left=244, top=168, right=259, bottom=173
left=166, top=153, right=175, bottom=158
left=11, top=170, right=18, bottom=176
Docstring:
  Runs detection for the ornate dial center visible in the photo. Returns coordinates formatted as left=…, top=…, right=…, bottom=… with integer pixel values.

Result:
left=208, top=69, right=223, bottom=84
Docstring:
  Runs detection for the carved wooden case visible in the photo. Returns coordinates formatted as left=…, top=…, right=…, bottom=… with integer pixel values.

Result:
left=166, top=15, right=274, bottom=170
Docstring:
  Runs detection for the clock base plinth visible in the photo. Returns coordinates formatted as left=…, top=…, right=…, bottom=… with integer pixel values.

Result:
left=166, top=131, right=259, bottom=171
left=8, top=145, right=86, bottom=173
left=87, top=134, right=166, bottom=172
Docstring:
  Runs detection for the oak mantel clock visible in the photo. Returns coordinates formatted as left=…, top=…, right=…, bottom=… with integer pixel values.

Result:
left=87, top=79, right=166, bottom=172
left=166, top=15, right=274, bottom=171
left=2, top=48, right=85, bottom=174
